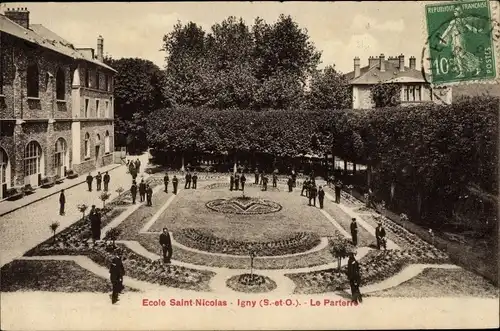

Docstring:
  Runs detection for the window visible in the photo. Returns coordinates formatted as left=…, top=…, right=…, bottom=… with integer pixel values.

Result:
left=105, top=101, right=110, bottom=118
left=56, top=68, right=65, bottom=100
left=104, top=75, right=109, bottom=92
left=27, top=63, right=39, bottom=98
left=24, top=141, right=41, bottom=176
left=404, top=85, right=422, bottom=102
left=84, top=99, right=90, bottom=118
left=84, top=132, right=90, bottom=158
left=0, top=148, right=8, bottom=185
left=84, top=68, right=90, bottom=88
left=95, top=99, right=100, bottom=118
left=54, top=138, right=67, bottom=175
left=95, top=71, right=100, bottom=89
left=105, top=130, right=110, bottom=153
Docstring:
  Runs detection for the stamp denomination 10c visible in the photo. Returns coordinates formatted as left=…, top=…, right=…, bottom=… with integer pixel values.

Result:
left=425, top=0, right=496, bottom=84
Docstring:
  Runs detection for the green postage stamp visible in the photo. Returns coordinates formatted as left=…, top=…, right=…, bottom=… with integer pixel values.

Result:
left=425, top=0, right=496, bottom=84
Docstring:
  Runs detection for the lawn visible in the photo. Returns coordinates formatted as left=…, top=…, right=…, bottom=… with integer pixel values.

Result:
left=148, top=184, right=339, bottom=242
left=367, top=268, right=499, bottom=298
left=0, top=260, right=137, bottom=293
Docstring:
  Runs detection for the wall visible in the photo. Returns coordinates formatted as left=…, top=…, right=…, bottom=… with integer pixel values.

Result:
left=352, top=85, right=374, bottom=109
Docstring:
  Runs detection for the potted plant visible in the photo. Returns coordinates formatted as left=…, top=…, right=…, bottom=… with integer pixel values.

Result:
left=23, top=184, right=35, bottom=195
left=77, top=204, right=88, bottom=221
left=6, top=187, right=24, bottom=201
left=55, top=174, right=64, bottom=184
left=99, top=191, right=111, bottom=208
left=49, top=221, right=60, bottom=244
left=104, top=227, right=122, bottom=248
left=67, top=170, right=78, bottom=179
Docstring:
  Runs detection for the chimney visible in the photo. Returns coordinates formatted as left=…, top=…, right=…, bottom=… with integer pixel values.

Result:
left=354, top=57, right=361, bottom=78
left=379, top=53, right=386, bottom=72
left=97, top=35, right=104, bottom=62
left=398, top=54, right=405, bottom=72
left=5, top=7, right=30, bottom=29
left=409, top=56, right=416, bottom=70
left=368, top=56, right=379, bottom=68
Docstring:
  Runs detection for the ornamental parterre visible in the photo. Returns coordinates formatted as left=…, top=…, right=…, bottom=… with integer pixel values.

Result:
left=206, top=196, right=282, bottom=215
left=174, top=228, right=321, bottom=256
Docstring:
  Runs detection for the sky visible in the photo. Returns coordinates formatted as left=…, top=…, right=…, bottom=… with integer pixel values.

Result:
left=2, top=1, right=445, bottom=74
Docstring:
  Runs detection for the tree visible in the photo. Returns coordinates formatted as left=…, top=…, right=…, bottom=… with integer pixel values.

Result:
left=50, top=222, right=60, bottom=244
left=370, top=82, right=401, bottom=108
left=105, top=227, right=122, bottom=248
left=77, top=204, right=88, bottom=221
left=305, top=66, right=352, bottom=110
left=329, top=237, right=355, bottom=272
left=100, top=192, right=111, bottom=209
left=104, top=57, right=165, bottom=153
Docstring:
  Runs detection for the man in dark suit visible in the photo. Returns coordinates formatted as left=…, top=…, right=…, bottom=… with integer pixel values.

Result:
left=139, top=179, right=146, bottom=202
left=172, top=175, right=178, bottom=194
left=184, top=172, right=191, bottom=189
left=335, top=180, right=342, bottom=204
left=272, top=173, right=278, bottom=188
left=146, top=184, right=153, bottom=206
left=130, top=181, right=137, bottom=204
left=351, top=218, right=358, bottom=246
left=229, top=174, right=234, bottom=191
left=59, top=189, right=66, bottom=215
left=347, top=253, right=362, bottom=303
left=159, top=227, right=172, bottom=263
left=240, top=173, right=246, bottom=191
left=301, top=179, right=309, bottom=197
left=96, top=172, right=102, bottom=191
left=262, top=176, right=268, bottom=191
left=234, top=173, right=240, bottom=191
left=287, top=177, right=293, bottom=192
left=103, top=171, right=110, bottom=191
left=163, top=173, right=169, bottom=193
left=109, top=249, right=125, bottom=304
left=86, top=173, right=93, bottom=192
left=318, top=186, right=325, bottom=209
left=376, top=221, right=387, bottom=250
left=254, top=169, right=259, bottom=184
left=309, top=184, right=318, bottom=207
left=192, top=173, right=198, bottom=189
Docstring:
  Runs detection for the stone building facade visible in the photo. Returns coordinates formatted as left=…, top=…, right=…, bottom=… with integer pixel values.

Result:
left=344, top=54, right=452, bottom=109
left=0, top=8, right=116, bottom=199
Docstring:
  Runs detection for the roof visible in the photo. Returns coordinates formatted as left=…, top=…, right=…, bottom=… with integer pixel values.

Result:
left=345, top=60, right=429, bottom=85
left=0, top=15, right=116, bottom=72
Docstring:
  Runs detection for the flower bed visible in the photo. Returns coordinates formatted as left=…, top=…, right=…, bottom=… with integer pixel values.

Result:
left=226, top=273, right=277, bottom=293
left=174, top=228, right=321, bottom=256
left=206, top=196, right=282, bottom=215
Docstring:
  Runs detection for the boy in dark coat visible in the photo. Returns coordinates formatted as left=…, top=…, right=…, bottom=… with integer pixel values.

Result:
left=96, top=172, right=102, bottom=191
left=139, top=179, right=146, bottom=202
left=172, top=175, right=178, bottom=194
left=86, top=173, right=93, bottom=192
left=318, top=186, right=325, bottom=209
left=109, top=250, right=125, bottom=304
left=159, top=227, right=172, bottom=263
left=103, top=172, right=110, bottom=191
left=130, top=181, right=137, bottom=204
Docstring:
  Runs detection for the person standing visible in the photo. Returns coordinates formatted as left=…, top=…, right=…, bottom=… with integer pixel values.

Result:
left=262, top=175, right=268, bottom=191
left=260, top=172, right=265, bottom=185
left=139, top=179, right=146, bottom=202
left=301, top=178, right=309, bottom=197
left=254, top=169, right=259, bottom=184
left=184, top=172, right=191, bottom=189
left=135, top=158, right=141, bottom=174
left=229, top=173, right=234, bottom=191
left=146, top=184, right=153, bottom=206
left=103, top=171, right=110, bottom=191
left=86, top=173, right=93, bottom=192
left=96, top=172, right=102, bottom=191
left=272, top=173, right=278, bottom=188
left=287, top=177, right=293, bottom=192
left=130, top=181, right=137, bottom=204
left=335, top=180, right=342, bottom=204
left=291, top=170, right=297, bottom=188
left=163, top=173, right=169, bottom=193
left=347, top=253, right=362, bottom=303
left=318, top=186, right=325, bottom=209
left=109, top=249, right=125, bottom=304
left=309, top=184, right=318, bottom=207
left=234, top=173, right=240, bottom=191
left=192, top=172, right=198, bottom=189
left=240, top=173, right=246, bottom=191
left=90, top=206, right=101, bottom=242
left=350, top=218, right=358, bottom=246
left=159, top=227, right=173, bottom=263
left=172, top=175, right=178, bottom=194
left=59, top=189, right=66, bottom=215
left=376, top=221, right=387, bottom=250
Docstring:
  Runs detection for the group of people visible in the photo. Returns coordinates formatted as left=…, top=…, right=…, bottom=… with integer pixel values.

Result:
left=184, top=172, right=198, bottom=190
left=230, top=172, right=247, bottom=191
left=86, top=171, right=111, bottom=192
left=130, top=179, right=154, bottom=206
left=163, top=174, right=179, bottom=194
left=299, top=178, right=326, bottom=208
left=127, top=158, right=142, bottom=180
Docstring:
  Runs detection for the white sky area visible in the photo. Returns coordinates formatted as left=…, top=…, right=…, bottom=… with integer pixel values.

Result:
left=2, top=1, right=441, bottom=74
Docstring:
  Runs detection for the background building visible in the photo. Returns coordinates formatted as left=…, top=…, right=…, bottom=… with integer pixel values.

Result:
left=0, top=7, right=116, bottom=199
left=345, top=53, right=452, bottom=109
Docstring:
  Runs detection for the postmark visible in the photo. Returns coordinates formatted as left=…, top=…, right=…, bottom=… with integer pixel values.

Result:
left=425, top=0, right=497, bottom=84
